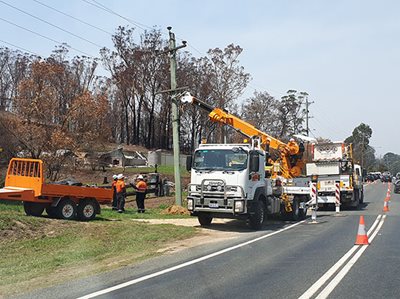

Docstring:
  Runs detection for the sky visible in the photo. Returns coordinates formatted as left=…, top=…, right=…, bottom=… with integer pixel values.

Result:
left=0, top=0, right=399, bottom=156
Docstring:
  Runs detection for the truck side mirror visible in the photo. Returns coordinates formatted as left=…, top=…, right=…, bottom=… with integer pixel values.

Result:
left=249, top=152, right=259, bottom=172
left=186, top=156, right=192, bottom=171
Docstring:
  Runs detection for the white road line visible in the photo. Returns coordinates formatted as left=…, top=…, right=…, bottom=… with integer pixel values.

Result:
left=77, top=221, right=306, bottom=299
left=299, top=214, right=383, bottom=299
left=315, top=215, right=386, bottom=299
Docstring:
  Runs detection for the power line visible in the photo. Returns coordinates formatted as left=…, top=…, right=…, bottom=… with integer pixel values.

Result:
left=81, top=0, right=152, bottom=32
left=32, top=0, right=113, bottom=36
left=0, top=17, right=93, bottom=57
left=82, top=0, right=293, bottom=103
left=0, top=39, right=39, bottom=56
left=0, top=0, right=103, bottom=48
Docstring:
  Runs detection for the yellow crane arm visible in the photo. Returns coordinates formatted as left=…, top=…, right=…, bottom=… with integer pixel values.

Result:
left=181, top=93, right=304, bottom=178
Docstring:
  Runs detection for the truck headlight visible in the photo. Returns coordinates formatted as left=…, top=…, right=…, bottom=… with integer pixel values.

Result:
left=187, top=198, right=194, bottom=211
left=234, top=200, right=244, bottom=213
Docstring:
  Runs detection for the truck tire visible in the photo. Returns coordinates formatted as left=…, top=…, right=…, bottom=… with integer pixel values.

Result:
left=249, top=200, right=265, bottom=230
left=56, top=198, right=77, bottom=220
left=289, top=198, right=306, bottom=221
left=198, top=213, right=213, bottom=226
left=360, top=188, right=364, bottom=204
left=351, top=191, right=360, bottom=210
left=77, top=199, right=97, bottom=221
left=23, top=202, right=45, bottom=217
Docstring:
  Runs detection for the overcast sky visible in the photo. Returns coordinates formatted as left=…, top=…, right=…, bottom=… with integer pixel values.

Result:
left=1, top=0, right=399, bottom=156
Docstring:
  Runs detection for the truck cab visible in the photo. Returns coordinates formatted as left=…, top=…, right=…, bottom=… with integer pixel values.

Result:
left=186, top=142, right=280, bottom=229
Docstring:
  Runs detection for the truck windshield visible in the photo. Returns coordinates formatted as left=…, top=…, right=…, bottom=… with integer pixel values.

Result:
left=193, top=148, right=248, bottom=171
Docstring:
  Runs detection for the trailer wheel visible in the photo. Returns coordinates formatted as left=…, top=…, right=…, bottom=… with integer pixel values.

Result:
left=23, top=202, right=45, bottom=217
left=198, top=213, right=213, bottom=226
left=46, top=206, right=57, bottom=218
left=77, top=199, right=97, bottom=221
left=56, top=198, right=77, bottom=220
left=249, top=200, right=265, bottom=230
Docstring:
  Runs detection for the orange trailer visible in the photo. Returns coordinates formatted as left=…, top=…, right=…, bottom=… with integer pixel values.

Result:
left=0, top=158, right=113, bottom=220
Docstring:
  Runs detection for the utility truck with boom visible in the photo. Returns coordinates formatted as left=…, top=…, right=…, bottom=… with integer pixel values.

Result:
left=306, top=142, right=363, bottom=208
left=181, top=93, right=311, bottom=229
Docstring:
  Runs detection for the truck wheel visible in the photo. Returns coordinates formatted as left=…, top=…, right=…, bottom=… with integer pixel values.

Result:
left=23, top=202, right=45, bottom=216
left=290, top=199, right=305, bottom=221
left=198, top=213, right=213, bottom=226
left=46, top=206, right=57, bottom=218
left=249, top=201, right=265, bottom=230
left=351, top=191, right=360, bottom=210
left=77, top=199, right=97, bottom=221
left=360, top=189, right=364, bottom=204
left=56, top=198, right=77, bottom=220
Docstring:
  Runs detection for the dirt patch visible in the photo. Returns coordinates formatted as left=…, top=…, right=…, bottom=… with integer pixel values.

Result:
left=132, top=218, right=245, bottom=254
left=160, top=205, right=190, bottom=215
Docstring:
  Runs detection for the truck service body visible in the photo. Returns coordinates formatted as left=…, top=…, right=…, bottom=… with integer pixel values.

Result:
left=306, top=142, right=363, bottom=208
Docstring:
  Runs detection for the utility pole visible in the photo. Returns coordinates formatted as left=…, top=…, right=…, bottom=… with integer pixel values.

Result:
left=304, top=94, right=314, bottom=136
left=167, top=26, right=186, bottom=206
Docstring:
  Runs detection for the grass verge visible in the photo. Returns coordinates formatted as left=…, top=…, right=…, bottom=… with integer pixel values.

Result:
left=0, top=202, right=196, bottom=296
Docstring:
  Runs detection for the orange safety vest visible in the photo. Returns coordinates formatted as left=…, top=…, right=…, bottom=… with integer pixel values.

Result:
left=116, top=180, right=126, bottom=193
left=136, top=180, right=147, bottom=193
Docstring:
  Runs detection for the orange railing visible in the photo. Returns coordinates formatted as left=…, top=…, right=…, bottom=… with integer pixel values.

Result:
left=5, top=158, right=44, bottom=197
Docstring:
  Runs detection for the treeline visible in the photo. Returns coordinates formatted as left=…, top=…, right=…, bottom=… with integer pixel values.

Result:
left=0, top=27, right=310, bottom=163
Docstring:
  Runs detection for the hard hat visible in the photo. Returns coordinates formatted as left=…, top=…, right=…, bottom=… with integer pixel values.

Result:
left=117, top=174, right=124, bottom=179
left=112, top=174, right=117, bottom=179
left=289, top=138, right=295, bottom=142
left=137, top=175, right=144, bottom=179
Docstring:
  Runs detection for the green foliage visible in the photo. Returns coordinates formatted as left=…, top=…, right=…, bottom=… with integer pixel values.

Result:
left=345, top=123, right=376, bottom=170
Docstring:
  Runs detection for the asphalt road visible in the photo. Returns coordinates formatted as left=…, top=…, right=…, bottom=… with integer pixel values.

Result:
left=16, top=181, right=399, bottom=299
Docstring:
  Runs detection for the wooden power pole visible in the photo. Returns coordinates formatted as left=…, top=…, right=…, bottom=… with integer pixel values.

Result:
left=167, top=26, right=186, bottom=206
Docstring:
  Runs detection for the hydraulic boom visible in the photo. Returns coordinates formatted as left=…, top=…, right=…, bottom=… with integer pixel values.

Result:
left=181, top=92, right=304, bottom=178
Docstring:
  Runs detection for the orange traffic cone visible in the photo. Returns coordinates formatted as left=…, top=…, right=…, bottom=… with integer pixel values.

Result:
left=355, top=216, right=369, bottom=245
left=383, top=200, right=390, bottom=212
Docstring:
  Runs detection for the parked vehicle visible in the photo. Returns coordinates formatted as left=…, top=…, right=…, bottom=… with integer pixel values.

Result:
left=305, top=142, right=363, bottom=208
left=381, top=172, right=392, bottom=182
left=394, top=180, right=400, bottom=194
left=0, top=158, right=113, bottom=220
left=182, top=93, right=309, bottom=229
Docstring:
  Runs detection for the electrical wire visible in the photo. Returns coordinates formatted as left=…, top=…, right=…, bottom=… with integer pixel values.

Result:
left=32, top=0, right=113, bottom=36
left=0, top=0, right=103, bottom=48
left=81, top=0, right=152, bottom=32
left=0, top=17, right=93, bottom=57
left=0, top=39, right=39, bottom=56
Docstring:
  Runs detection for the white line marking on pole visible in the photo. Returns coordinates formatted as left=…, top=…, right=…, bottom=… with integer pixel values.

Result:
left=315, top=215, right=386, bottom=299
left=77, top=221, right=306, bottom=299
left=299, top=214, right=383, bottom=299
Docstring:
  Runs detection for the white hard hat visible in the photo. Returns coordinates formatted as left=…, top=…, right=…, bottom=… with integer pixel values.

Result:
left=117, top=174, right=124, bottom=179
left=137, top=175, right=144, bottom=179
left=112, top=174, right=117, bottom=179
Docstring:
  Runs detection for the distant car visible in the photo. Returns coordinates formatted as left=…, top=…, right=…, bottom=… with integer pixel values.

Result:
left=381, top=172, right=392, bottom=182
left=394, top=180, right=400, bottom=194
left=365, top=173, right=375, bottom=182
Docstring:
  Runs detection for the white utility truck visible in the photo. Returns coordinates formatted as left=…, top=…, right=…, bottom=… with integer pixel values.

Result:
left=186, top=139, right=309, bottom=229
left=306, top=142, right=363, bottom=208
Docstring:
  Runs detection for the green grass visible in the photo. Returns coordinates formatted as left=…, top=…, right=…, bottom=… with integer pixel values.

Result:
left=0, top=201, right=196, bottom=296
